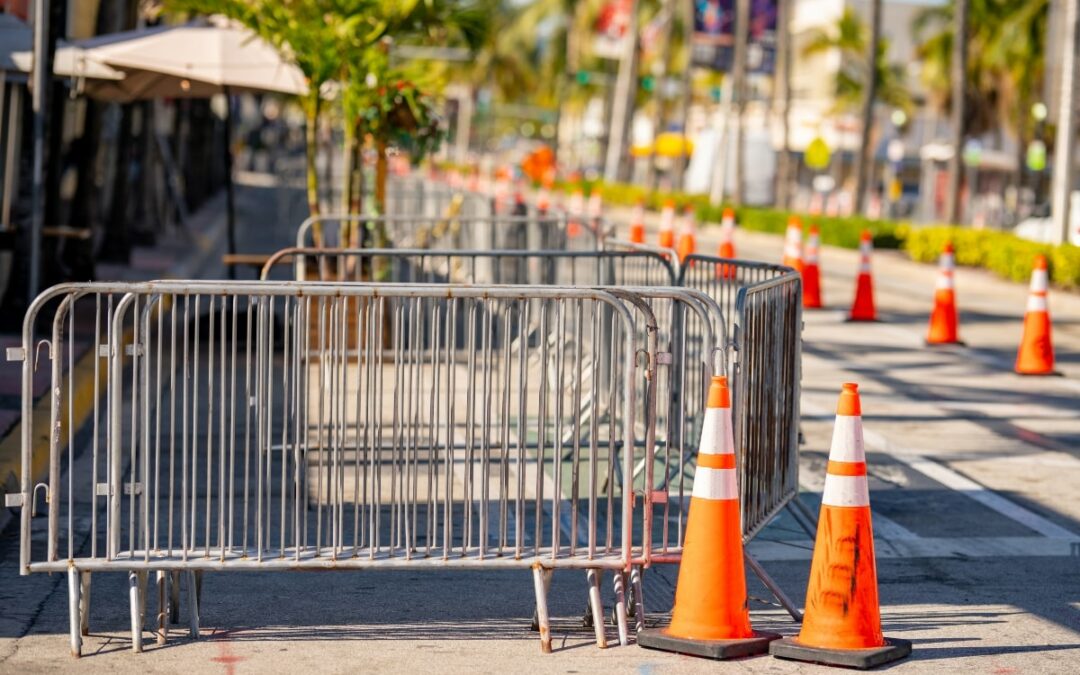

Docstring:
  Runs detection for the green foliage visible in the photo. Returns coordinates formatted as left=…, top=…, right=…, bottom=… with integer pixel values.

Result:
left=902, top=226, right=1080, bottom=289
left=914, top=0, right=1050, bottom=142
left=802, top=7, right=911, bottom=114
left=561, top=181, right=905, bottom=250
left=554, top=179, right=1080, bottom=289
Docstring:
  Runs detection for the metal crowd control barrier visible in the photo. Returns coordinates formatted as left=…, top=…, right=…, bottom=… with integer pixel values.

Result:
left=677, top=255, right=804, bottom=543
left=254, top=247, right=802, bottom=616
left=263, top=245, right=804, bottom=549
left=7, top=279, right=730, bottom=655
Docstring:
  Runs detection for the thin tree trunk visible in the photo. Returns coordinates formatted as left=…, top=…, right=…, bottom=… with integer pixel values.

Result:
left=855, top=0, right=882, bottom=216
left=731, top=0, right=751, bottom=205
left=945, top=0, right=968, bottom=224
left=775, top=0, right=793, bottom=209
left=645, top=0, right=672, bottom=190
left=304, top=95, right=322, bottom=245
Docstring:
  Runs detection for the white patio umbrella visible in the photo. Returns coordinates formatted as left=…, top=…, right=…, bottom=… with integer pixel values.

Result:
left=57, top=18, right=309, bottom=276
left=63, top=19, right=307, bottom=102
left=0, top=13, right=123, bottom=81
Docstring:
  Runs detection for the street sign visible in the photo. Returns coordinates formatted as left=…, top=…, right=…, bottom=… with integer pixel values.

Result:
left=1027, top=140, right=1047, bottom=172
left=962, top=139, right=983, bottom=167
left=805, top=137, right=831, bottom=170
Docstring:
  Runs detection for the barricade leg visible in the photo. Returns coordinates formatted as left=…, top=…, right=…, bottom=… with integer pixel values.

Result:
left=586, top=569, right=607, bottom=649
left=67, top=567, right=81, bottom=658
left=79, top=572, right=91, bottom=636
left=531, top=566, right=553, bottom=654
left=613, top=571, right=629, bottom=646
left=630, top=566, right=645, bottom=634
left=169, top=571, right=180, bottom=624
left=530, top=565, right=554, bottom=632
left=187, top=571, right=200, bottom=639
left=156, top=571, right=168, bottom=645
left=129, top=571, right=144, bottom=653
left=745, top=551, right=803, bottom=622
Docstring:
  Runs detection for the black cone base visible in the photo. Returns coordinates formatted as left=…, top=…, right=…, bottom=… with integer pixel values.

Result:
left=637, top=628, right=780, bottom=660
left=769, top=636, right=912, bottom=670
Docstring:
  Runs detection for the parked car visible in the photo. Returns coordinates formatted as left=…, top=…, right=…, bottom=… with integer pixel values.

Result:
left=1012, top=193, right=1080, bottom=246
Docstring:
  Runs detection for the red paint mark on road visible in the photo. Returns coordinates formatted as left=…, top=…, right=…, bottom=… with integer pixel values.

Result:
left=210, top=630, right=245, bottom=675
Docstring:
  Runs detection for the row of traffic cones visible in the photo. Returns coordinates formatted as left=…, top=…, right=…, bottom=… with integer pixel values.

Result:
left=639, top=379, right=911, bottom=668
left=780, top=217, right=1056, bottom=375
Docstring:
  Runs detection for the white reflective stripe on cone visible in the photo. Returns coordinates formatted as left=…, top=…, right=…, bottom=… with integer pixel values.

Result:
left=692, top=467, right=739, bottom=501
left=1030, top=269, right=1048, bottom=292
left=829, top=415, right=866, bottom=463
left=698, top=407, right=735, bottom=456
left=860, top=241, right=873, bottom=256
left=941, top=253, right=955, bottom=270
left=1027, top=294, right=1049, bottom=312
left=936, top=273, right=955, bottom=290
left=822, top=474, right=870, bottom=507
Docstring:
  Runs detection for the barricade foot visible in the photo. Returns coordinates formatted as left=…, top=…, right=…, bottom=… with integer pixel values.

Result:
left=613, top=571, right=629, bottom=646
left=67, top=567, right=81, bottom=658
left=156, top=571, right=168, bottom=645
left=630, top=566, right=645, bottom=634
left=79, top=572, right=91, bottom=637
left=129, top=571, right=144, bottom=653
left=769, top=637, right=912, bottom=669
left=637, top=629, right=780, bottom=660
left=531, top=566, right=553, bottom=653
left=169, top=571, right=180, bottom=624
left=187, top=571, right=200, bottom=639
left=586, top=569, right=606, bottom=649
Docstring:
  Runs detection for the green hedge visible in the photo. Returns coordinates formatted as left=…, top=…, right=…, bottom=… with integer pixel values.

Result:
left=569, top=181, right=906, bottom=249
left=549, top=179, right=1080, bottom=289
left=901, top=226, right=1080, bottom=289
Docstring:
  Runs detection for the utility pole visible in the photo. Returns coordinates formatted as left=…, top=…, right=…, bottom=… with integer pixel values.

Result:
left=854, top=0, right=882, bottom=216
left=604, top=0, right=640, bottom=183
left=945, top=0, right=969, bottom=224
left=29, top=0, right=52, bottom=303
left=774, top=0, right=794, bottom=209
left=672, top=0, right=695, bottom=191
left=645, top=0, right=672, bottom=189
left=731, top=0, right=751, bottom=205
left=1051, top=0, right=1080, bottom=245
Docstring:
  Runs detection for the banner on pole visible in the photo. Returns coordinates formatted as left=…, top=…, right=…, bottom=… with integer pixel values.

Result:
left=691, top=0, right=777, bottom=74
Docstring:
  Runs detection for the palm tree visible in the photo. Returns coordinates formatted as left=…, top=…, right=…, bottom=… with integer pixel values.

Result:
left=802, top=8, right=911, bottom=113
left=914, top=0, right=1050, bottom=220
left=803, top=7, right=910, bottom=212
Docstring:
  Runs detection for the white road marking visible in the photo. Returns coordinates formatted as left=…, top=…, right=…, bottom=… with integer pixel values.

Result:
left=748, top=536, right=1080, bottom=561
left=802, top=399, right=1079, bottom=541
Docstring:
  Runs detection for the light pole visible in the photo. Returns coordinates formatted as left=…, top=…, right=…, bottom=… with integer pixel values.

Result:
left=1050, top=0, right=1079, bottom=245
left=1030, top=101, right=1048, bottom=207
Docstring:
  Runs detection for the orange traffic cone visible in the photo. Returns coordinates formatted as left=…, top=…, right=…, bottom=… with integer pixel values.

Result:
left=567, top=188, right=585, bottom=238
left=783, top=216, right=804, bottom=272
left=638, top=377, right=780, bottom=659
left=803, top=225, right=823, bottom=309
left=629, top=199, right=646, bottom=243
left=716, top=208, right=737, bottom=280
left=1016, top=255, right=1056, bottom=375
left=927, top=242, right=961, bottom=344
left=848, top=230, right=877, bottom=322
left=658, top=199, right=676, bottom=248
left=676, top=206, right=698, bottom=262
left=770, top=383, right=912, bottom=669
